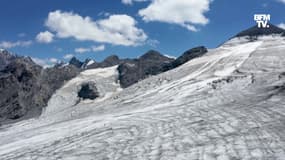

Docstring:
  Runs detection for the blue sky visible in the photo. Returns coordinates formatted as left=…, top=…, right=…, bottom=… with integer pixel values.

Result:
left=0, top=0, right=285, bottom=66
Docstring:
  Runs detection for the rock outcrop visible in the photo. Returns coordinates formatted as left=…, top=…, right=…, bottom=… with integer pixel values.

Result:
left=118, top=50, right=174, bottom=88
left=69, top=57, right=83, bottom=68
left=0, top=57, right=42, bottom=122
left=0, top=49, right=16, bottom=71
left=78, top=82, right=99, bottom=100
left=0, top=51, right=80, bottom=124
left=162, top=46, right=208, bottom=72
left=234, top=23, right=285, bottom=38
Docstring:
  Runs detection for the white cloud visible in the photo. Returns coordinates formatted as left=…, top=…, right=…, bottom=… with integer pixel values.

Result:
left=138, top=0, right=212, bottom=31
left=0, top=40, right=32, bottom=49
left=32, top=57, right=59, bottom=68
left=278, top=23, right=285, bottom=29
left=91, top=45, right=105, bottom=52
left=56, top=47, right=63, bottom=52
left=146, top=39, right=160, bottom=47
left=122, top=0, right=149, bottom=5
left=75, top=45, right=105, bottom=53
left=36, top=31, right=54, bottom=43
left=18, top=33, right=26, bottom=37
left=49, top=58, right=59, bottom=63
left=63, top=54, right=74, bottom=60
left=75, top=47, right=91, bottom=54
left=45, top=10, right=147, bottom=46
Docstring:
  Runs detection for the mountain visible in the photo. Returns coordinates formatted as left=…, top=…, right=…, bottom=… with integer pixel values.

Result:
left=0, top=56, right=42, bottom=121
left=81, top=58, right=97, bottom=69
left=162, top=46, right=207, bottom=72
left=1, top=26, right=285, bottom=159
left=0, top=48, right=201, bottom=124
left=0, top=49, right=16, bottom=71
left=2, top=24, right=285, bottom=159
left=118, top=50, right=174, bottom=88
left=69, top=57, right=83, bottom=68
left=234, top=23, right=285, bottom=38
left=0, top=52, right=80, bottom=124
left=86, top=55, right=122, bottom=69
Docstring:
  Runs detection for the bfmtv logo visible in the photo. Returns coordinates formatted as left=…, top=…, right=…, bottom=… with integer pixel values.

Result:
left=254, top=14, right=270, bottom=28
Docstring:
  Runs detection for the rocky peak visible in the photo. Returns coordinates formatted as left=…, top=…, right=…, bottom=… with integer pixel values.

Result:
left=0, top=49, right=16, bottom=71
left=234, top=23, right=285, bottom=38
left=69, top=57, right=83, bottom=68
left=140, top=50, right=164, bottom=60
left=162, top=46, right=207, bottom=72
left=102, top=55, right=120, bottom=65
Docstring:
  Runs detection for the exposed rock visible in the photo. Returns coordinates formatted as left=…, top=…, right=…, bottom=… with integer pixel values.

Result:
left=162, top=46, right=207, bottom=71
left=118, top=50, right=174, bottom=88
left=118, top=48, right=208, bottom=88
left=38, top=65, right=80, bottom=107
left=69, top=57, right=83, bottom=68
left=78, top=82, right=99, bottom=100
left=0, top=57, right=42, bottom=122
left=0, top=51, right=80, bottom=124
left=234, top=23, right=285, bottom=38
left=86, top=55, right=122, bottom=69
left=0, top=49, right=16, bottom=71
left=81, top=59, right=97, bottom=69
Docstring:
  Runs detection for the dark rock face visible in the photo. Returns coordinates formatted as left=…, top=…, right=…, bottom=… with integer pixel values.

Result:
left=0, top=57, right=42, bottom=122
left=78, top=82, right=99, bottom=100
left=100, top=55, right=120, bottom=67
left=234, top=23, right=285, bottom=38
left=118, top=47, right=207, bottom=88
left=0, top=51, right=80, bottom=124
left=162, top=46, right=207, bottom=71
left=69, top=57, right=83, bottom=68
left=81, top=59, right=97, bottom=69
left=0, top=49, right=16, bottom=71
left=118, top=50, right=174, bottom=88
left=85, top=55, right=122, bottom=69
left=38, top=65, right=80, bottom=107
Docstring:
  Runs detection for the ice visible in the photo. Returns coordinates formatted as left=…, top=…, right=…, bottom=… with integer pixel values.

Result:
left=0, top=36, right=285, bottom=159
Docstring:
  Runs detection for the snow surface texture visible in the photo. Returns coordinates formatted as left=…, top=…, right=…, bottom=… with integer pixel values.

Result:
left=1, top=36, right=285, bottom=159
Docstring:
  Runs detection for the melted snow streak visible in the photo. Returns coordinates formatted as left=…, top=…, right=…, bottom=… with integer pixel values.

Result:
left=1, top=36, right=285, bottom=159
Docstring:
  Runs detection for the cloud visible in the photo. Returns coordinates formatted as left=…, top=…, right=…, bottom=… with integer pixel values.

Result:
left=45, top=10, right=147, bottom=46
left=277, top=0, right=285, bottom=4
left=278, top=23, right=285, bottom=29
left=63, top=54, right=74, bottom=60
left=146, top=39, right=160, bottom=47
left=49, top=58, right=59, bottom=63
left=36, top=31, right=54, bottom=43
left=138, top=0, right=212, bottom=31
left=75, top=47, right=91, bottom=54
left=32, top=57, right=59, bottom=68
left=18, top=33, right=26, bottom=37
left=122, top=0, right=149, bottom=5
left=56, top=47, right=63, bottom=52
left=91, top=45, right=105, bottom=52
left=75, top=45, right=105, bottom=53
left=0, top=40, right=32, bottom=49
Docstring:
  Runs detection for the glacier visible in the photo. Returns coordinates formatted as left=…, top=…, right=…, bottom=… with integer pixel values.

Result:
left=1, top=36, right=285, bottom=159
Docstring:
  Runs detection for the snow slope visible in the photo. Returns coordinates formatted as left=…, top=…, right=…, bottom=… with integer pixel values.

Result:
left=1, top=36, right=285, bottom=159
